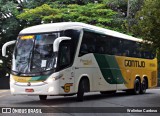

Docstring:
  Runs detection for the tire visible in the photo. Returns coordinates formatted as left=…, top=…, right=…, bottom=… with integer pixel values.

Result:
left=133, top=79, right=141, bottom=95
left=39, top=95, right=47, bottom=100
left=77, top=79, right=85, bottom=101
left=100, top=90, right=116, bottom=94
left=140, top=79, right=147, bottom=94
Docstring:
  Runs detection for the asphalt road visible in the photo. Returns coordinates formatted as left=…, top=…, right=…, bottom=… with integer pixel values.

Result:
left=0, top=88, right=160, bottom=116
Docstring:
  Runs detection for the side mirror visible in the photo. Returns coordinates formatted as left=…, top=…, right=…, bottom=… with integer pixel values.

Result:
left=2, top=40, right=16, bottom=57
left=53, top=37, right=71, bottom=52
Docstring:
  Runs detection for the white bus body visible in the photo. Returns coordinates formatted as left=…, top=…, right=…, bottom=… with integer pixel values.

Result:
left=2, top=22, right=157, bottom=101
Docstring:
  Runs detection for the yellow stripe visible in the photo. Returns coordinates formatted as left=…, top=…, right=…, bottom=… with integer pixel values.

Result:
left=12, top=75, right=32, bottom=83
left=20, top=35, right=34, bottom=40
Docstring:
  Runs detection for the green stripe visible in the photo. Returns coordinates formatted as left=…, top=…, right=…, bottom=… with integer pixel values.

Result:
left=29, top=75, right=49, bottom=82
left=94, top=54, right=126, bottom=84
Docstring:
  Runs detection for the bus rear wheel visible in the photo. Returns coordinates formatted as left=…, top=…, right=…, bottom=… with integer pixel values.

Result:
left=39, top=95, right=47, bottom=100
left=140, top=79, right=147, bottom=94
left=133, top=79, right=141, bottom=95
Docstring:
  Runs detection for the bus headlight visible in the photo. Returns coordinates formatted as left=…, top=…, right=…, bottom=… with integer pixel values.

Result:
left=46, top=77, right=54, bottom=83
left=48, top=87, right=54, bottom=92
left=45, top=73, right=63, bottom=83
left=10, top=76, right=16, bottom=84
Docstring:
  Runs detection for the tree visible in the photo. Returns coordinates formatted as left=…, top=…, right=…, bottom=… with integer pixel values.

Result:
left=104, top=0, right=127, bottom=16
left=21, top=0, right=103, bottom=8
left=17, top=2, right=125, bottom=32
left=131, top=0, right=160, bottom=58
left=0, top=0, right=21, bottom=77
left=127, top=0, right=144, bottom=32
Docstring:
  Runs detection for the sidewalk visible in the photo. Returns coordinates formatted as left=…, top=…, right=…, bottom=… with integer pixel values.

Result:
left=0, top=90, right=9, bottom=94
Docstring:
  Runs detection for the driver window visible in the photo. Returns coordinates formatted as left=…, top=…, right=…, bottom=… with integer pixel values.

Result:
left=59, top=42, right=71, bottom=69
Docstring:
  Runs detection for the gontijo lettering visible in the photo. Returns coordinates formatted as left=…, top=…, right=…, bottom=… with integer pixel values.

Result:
left=124, top=60, right=145, bottom=68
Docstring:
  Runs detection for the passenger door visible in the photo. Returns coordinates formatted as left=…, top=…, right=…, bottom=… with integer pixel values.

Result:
left=58, top=41, right=75, bottom=94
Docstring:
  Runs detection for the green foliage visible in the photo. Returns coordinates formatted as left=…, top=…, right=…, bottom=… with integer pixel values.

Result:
left=0, top=0, right=21, bottom=77
left=22, top=0, right=103, bottom=8
left=0, top=0, right=19, bottom=37
left=17, top=3, right=125, bottom=31
left=104, top=0, right=127, bottom=15
left=18, top=4, right=56, bottom=23
left=52, top=0, right=103, bottom=5
left=131, top=0, right=160, bottom=53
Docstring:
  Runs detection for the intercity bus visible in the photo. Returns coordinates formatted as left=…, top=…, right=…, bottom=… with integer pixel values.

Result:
left=2, top=22, right=157, bottom=101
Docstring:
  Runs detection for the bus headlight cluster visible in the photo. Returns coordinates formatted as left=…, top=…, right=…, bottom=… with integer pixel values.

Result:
left=46, top=77, right=54, bottom=83
left=45, top=73, right=63, bottom=83
left=48, top=87, right=54, bottom=92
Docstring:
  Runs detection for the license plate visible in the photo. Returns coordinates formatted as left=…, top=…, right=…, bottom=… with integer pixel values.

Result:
left=25, top=89, right=34, bottom=92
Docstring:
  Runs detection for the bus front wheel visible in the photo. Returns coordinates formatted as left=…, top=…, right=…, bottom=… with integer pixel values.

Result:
left=39, top=95, right=47, bottom=100
left=77, top=79, right=85, bottom=101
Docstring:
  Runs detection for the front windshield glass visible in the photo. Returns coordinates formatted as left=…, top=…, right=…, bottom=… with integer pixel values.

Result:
left=13, top=36, right=34, bottom=73
left=12, top=33, right=59, bottom=75
left=32, top=34, right=58, bottom=72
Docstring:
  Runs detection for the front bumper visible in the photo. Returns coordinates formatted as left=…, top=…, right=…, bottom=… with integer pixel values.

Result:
left=10, top=81, right=59, bottom=95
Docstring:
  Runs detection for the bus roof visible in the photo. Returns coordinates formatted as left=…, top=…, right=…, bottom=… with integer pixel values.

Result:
left=19, top=22, right=142, bottom=42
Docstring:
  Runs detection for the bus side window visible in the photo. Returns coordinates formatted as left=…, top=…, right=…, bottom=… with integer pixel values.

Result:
left=144, top=52, right=150, bottom=59
left=137, top=52, right=142, bottom=58
left=112, top=48, right=118, bottom=55
left=124, top=50, right=130, bottom=56
left=88, top=45, right=95, bottom=53
left=79, top=44, right=88, bottom=56
left=79, top=30, right=96, bottom=56
left=98, top=47, right=104, bottom=54
left=132, top=50, right=137, bottom=57
left=150, top=53, right=155, bottom=59
left=63, top=29, right=80, bottom=58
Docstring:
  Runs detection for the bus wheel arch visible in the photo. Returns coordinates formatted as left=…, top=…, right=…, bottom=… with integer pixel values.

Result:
left=140, top=76, right=148, bottom=94
left=77, top=76, right=90, bottom=101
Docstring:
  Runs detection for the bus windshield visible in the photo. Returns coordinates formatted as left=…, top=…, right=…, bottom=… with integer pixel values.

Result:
left=12, top=33, right=59, bottom=75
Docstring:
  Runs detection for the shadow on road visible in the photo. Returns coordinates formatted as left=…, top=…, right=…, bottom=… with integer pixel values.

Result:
left=16, top=91, right=154, bottom=105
